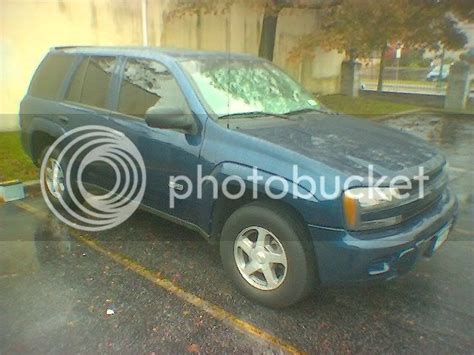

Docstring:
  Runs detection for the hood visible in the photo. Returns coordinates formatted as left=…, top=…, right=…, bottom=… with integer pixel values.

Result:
left=231, top=113, right=445, bottom=178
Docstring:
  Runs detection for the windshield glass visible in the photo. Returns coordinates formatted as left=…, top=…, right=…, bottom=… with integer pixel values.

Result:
left=180, top=58, right=321, bottom=118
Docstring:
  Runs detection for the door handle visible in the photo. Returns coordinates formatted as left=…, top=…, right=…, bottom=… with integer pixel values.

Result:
left=58, top=115, right=69, bottom=124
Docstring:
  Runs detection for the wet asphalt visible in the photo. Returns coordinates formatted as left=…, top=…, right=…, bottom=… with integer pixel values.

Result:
left=1, top=113, right=473, bottom=354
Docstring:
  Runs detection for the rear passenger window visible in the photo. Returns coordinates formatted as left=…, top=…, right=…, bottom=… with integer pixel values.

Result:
left=66, top=58, right=88, bottom=102
left=117, top=58, right=188, bottom=118
left=66, top=56, right=116, bottom=109
left=29, top=53, right=74, bottom=99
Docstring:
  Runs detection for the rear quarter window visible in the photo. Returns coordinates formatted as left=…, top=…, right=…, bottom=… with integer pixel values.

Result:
left=29, top=53, right=75, bottom=99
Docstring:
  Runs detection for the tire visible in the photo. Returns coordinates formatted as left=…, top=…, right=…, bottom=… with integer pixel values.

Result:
left=39, top=146, right=83, bottom=209
left=220, top=201, right=317, bottom=308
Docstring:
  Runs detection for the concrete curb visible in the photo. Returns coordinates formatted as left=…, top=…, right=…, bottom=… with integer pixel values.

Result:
left=372, top=107, right=474, bottom=122
left=0, top=180, right=25, bottom=202
left=424, top=108, right=474, bottom=118
left=372, top=108, right=426, bottom=121
left=0, top=180, right=40, bottom=203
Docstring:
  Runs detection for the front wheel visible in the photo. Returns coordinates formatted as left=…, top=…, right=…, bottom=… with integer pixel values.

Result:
left=220, top=201, right=317, bottom=308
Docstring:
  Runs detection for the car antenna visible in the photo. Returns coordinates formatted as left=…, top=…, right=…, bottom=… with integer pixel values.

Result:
left=227, top=51, right=230, bottom=129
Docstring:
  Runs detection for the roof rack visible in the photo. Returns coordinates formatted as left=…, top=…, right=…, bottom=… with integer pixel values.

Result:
left=51, top=45, right=85, bottom=51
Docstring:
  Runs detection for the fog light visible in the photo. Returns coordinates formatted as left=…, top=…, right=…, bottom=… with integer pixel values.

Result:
left=368, top=261, right=390, bottom=275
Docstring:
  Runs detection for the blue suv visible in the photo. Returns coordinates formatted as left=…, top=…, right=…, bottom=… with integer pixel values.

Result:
left=20, top=47, right=457, bottom=308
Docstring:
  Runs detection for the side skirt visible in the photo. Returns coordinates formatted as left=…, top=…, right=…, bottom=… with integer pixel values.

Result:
left=82, top=182, right=211, bottom=240
left=138, top=204, right=211, bottom=241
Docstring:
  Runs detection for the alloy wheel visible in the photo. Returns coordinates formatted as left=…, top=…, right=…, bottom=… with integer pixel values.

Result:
left=233, top=226, right=288, bottom=291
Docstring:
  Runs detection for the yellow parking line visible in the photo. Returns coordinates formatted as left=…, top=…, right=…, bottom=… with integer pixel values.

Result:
left=15, top=200, right=50, bottom=218
left=14, top=200, right=304, bottom=355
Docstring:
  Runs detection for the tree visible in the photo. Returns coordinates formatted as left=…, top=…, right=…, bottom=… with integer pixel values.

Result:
left=291, top=0, right=469, bottom=91
left=168, top=0, right=340, bottom=61
left=448, top=0, right=474, bottom=22
left=256, top=0, right=341, bottom=61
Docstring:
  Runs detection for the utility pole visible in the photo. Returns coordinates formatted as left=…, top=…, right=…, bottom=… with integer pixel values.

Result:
left=141, top=0, right=148, bottom=46
left=395, top=44, right=402, bottom=90
left=437, top=47, right=446, bottom=87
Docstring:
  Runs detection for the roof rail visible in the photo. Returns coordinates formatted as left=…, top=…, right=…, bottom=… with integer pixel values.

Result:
left=51, top=45, right=84, bottom=51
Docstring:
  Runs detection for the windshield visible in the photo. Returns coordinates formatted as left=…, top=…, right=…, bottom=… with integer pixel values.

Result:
left=431, top=65, right=450, bottom=74
left=180, top=58, right=321, bottom=118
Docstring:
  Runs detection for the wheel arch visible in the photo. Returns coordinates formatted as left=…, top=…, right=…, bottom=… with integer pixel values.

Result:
left=29, top=118, right=65, bottom=165
left=210, top=192, right=311, bottom=242
left=207, top=162, right=317, bottom=244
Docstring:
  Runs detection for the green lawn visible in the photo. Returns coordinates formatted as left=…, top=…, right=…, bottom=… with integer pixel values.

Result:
left=319, top=94, right=420, bottom=117
left=0, top=132, right=38, bottom=182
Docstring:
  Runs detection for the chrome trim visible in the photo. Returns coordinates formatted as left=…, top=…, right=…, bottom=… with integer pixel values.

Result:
left=399, top=247, right=416, bottom=259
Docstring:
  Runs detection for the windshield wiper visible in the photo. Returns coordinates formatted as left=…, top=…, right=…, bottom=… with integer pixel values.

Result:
left=284, top=107, right=331, bottom=115
left=218, top=111, right=289, bottom=120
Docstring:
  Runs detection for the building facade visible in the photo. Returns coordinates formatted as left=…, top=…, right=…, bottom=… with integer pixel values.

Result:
left=0, top=0, right=344, bottom=131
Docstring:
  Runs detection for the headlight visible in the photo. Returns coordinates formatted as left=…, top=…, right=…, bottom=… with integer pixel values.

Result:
left=343, top=187, right=404, bottom=231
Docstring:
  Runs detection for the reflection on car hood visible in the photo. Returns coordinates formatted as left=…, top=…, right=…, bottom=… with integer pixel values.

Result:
left=231, top=113, right=445, bottom=177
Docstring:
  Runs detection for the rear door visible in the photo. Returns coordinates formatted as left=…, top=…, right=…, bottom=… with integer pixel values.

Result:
left=59, top=55, right=119, bottom=190
left=108, top=57, right=204, bottom=222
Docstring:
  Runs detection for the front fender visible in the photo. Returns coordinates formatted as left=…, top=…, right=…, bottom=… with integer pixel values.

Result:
left=195, top=162, right=343, bottom=233
left=216, top=162, right=317, bottom=201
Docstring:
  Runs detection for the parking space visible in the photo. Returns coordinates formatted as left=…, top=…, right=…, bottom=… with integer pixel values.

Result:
left=1, top=113, right=473, bottom=353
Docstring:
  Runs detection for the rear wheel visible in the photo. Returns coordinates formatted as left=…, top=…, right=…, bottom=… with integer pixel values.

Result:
left=220, top=201, right=317, bottom=308
left=40, top=146, right=83, bottom=209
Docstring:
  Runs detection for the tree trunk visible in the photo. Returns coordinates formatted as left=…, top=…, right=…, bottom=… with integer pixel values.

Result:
left=258, top=6, right=280, bottom=61
left=196, top=9, right=202, bottom=49
left=377, top=46, right=387, bottom=92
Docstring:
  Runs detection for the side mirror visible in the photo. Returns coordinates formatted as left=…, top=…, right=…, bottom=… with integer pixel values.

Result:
left=145, top=106, right=197, bottom=134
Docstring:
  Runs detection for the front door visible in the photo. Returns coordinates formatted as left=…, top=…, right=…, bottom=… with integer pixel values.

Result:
left=108, top=57, right=204, bottom=222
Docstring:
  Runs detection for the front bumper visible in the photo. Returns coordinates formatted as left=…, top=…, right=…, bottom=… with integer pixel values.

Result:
left=309, top=189, right=458, bottom=285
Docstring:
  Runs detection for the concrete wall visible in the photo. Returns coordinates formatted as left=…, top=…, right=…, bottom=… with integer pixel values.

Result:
left=162, top=5, right=344, bottom=95
left=273, top=9, right=343, bottom=94
left=1, top=0, right=148, bottom=131
left=0, top=0, right=343, bottom=131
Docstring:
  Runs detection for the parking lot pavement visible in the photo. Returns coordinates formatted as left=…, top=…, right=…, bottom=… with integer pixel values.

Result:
left=0, top=201, right=280, bottom=354
left=1, top=113, right=473, bottom=354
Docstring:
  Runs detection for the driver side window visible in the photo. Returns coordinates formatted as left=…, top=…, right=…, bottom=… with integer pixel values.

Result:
left=117, top=58, right=188, bottom=118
